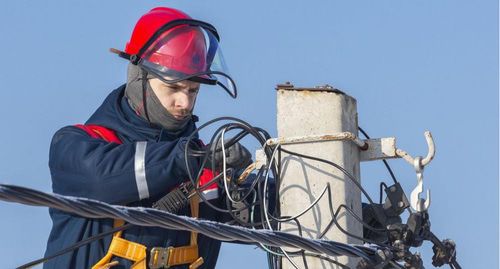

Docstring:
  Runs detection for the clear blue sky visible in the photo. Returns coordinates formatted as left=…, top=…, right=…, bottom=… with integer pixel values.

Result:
left=0, top=1, right=497, bottom=268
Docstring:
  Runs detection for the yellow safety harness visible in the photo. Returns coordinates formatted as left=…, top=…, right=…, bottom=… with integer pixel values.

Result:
left=92, top=195, right=203, bottom=269
left=76, top=125, right=205, bottom=269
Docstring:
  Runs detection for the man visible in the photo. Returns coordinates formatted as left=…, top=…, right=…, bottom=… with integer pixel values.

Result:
left=44, top=7, right=250, bottom=269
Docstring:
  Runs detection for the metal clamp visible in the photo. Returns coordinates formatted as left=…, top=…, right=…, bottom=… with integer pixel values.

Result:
left=149, top=247, right=172, bottom=269
left=395, top=131, right=435, bottom=212
left=265, top=131, right=368, bottom=149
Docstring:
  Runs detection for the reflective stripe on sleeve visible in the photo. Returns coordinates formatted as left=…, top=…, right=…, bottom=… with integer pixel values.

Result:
left=134, top=141, right=150, bottom=200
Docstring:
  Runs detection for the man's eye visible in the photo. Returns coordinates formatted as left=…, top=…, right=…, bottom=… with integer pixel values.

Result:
left=165, top=85, right=181, bottom=91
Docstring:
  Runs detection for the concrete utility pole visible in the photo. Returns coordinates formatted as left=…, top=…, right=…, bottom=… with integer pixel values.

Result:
left=276, top=83, right=363, bottom=269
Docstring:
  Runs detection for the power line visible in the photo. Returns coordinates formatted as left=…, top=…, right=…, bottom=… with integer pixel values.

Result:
left=0, top=184, right=380, bottom=263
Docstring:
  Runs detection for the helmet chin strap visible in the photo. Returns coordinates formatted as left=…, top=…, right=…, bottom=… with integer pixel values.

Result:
left=141, top=69, right=152, bottom=124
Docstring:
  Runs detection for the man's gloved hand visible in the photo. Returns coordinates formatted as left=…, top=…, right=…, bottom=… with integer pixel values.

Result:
left=205, top=140, right=253, bottom=171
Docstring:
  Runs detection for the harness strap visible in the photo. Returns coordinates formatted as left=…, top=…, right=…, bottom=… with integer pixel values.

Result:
left=189, top=194, right=200, bottom=245
left=91, top=220, right=147, bottom=269
left=77, top=124, right=204, bottom=268
left=92, top=197, right=203, bottom=269
left=149, top=195, right=203, bottom=269
left=107, top=237, right=147, bottom=264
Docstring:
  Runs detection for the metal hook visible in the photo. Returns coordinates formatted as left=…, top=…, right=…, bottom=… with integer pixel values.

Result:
left=395, top=131, right=435, bottom=167
left=421, top=131, right=435, bottom=166
left=395, top=131, right=435, bottom=212
left=410, top=157, right=431, bottom=212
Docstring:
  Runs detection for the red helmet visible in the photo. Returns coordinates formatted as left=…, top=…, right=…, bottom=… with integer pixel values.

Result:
left=124, top=7, right=191, bottom=56
left=111, top=7, right=236, bottom=98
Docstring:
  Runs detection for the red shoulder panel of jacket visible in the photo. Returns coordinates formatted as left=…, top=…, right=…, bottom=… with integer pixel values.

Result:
left=74, top=124, right=122, bottom=144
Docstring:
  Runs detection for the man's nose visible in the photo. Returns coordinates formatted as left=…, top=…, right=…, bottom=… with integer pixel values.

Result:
left=175, top=92, right=191, bottom=110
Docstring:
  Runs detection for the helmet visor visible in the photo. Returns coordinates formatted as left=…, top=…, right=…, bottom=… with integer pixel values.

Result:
left=138, top=24, right=237, bottom=98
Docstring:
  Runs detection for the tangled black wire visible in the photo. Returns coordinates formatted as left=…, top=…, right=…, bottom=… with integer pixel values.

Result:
left=175, top=118, right=397, bottom=268
left=178, top=119, right=461, bottom=269
left=0, top=117, right=461, bottom=269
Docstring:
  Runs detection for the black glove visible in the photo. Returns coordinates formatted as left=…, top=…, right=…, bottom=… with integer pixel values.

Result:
left=205, top=140, right=253, bottom=171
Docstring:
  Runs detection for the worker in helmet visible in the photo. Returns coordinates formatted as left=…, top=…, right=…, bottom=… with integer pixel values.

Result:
left=43, top=7, right=250, bottom=269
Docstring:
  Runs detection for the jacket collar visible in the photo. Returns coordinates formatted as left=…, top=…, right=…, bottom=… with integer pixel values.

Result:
left=86, top=85, right=198, bottom=143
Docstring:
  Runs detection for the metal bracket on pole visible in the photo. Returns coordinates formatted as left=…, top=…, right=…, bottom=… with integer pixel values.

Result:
left=360, top=137, right=397, bottom=162
left=263, top=132, right=434, bottom=165
left=265, top=134, right=399, bottom=162
left=262, top=130, right=436, bottom=213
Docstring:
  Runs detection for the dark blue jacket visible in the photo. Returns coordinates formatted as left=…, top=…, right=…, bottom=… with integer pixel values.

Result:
left=44, top=86, right=222, bottom=269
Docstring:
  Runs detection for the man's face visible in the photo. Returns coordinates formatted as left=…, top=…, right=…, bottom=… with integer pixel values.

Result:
left=148, top=78, right=200, bottom=119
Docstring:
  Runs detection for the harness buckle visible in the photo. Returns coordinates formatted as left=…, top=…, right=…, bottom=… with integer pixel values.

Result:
left=149, top=247, right=172, bottom=269
left=179, top=182, right=193, bottom=196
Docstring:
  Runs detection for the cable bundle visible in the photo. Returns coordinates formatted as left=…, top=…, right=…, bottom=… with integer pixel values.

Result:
left=0, top=117, right=461, bottom=269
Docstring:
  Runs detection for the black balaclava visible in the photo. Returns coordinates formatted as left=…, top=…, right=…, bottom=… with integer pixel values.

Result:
left=125, top=63, right=193, bottom=134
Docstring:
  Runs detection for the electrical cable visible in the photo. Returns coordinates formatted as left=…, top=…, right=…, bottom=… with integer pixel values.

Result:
left=255, top=218, right=357, bottom=269
left=302, top=254, right=352, bottom=269
left=10, top=120, right=459, bottom=269
left=0, top=184, right=379, bottom=262
left=16, top=223, right=133, bottom=269
left=259, top=143, right=302, bottom=269
left=259, top=142, right=390, bottom=266
left=179, top=117, right=283, bottom=246
left=319, top=202, right=394, bottom=246
left=261, top=144, right=334, bottom=224
left=358, top=127, right=412, bottom=214
left=279, top=147, right=375, bottom=204
left=0, top=118, right=461, bottom=269
left=221, top=128, right=239, bottom=204
left=262, top=139, right=401, bottom=259
left=16, top=169, right=241, bottom=268
left=379, top=182, right=388, bottom=204
left=183, top=118, right=272, bottom=214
